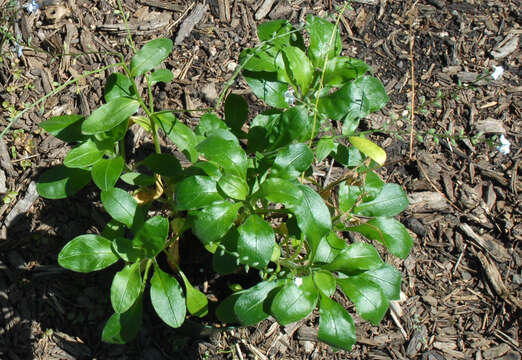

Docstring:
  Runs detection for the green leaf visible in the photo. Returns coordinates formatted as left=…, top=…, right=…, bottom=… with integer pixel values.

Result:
left=315, top=137, right=336, bottom=163
left=257, top=20, right=303, bottom=49
left=111, top=262, right=142, bottom=313
left=37, top=166, right=91, bottom=199
left=324, top=242, right=383, bottom=275
left=237, top=215, right=275, bottom=269
left=197, top=131, right=247, bottom=178
left=358, top=264, right=402, bottom=301
left=155, top=112, right=199, bottom=163
left=120, top=172, right=156, bottom=187
left=39, top=114, right=85, bottom=142
left=218, top=174, right=249, bottom=200
left=190, top=201, right=242, bottom=245
left=318, top=76, right=388, bottom=121
left=261, top=177, right=303, bottom=205
left=337, top=276, right=389, bottom=325
left=282, top=46, right=313, bottom=95
left=175, top=175, right=223, bottom=210
left=306, top=15, right=342, bottom=68
left=130, top=38, right=173, bottom=77
left=292, top=184, right=331, bottom=252
left=216, top=292, right=241, bottom=323
left=143, top=153, right=182, bottom=179
left=234, top=280, right=281, bottom=326
left=180, top=272, right=208, bottom=317
left=133, top=215, right=169, bottom=258
left=149, top=69, right=173, bottom=85
left=102, top=295, right=142, bottom=344
left=104, top=72, right=135, bottom=102
left=349, top=136, right=386, bottom=166
left=349, top=217, right=413, bottom=259
left=195, top=112, right=228, bottom=136
left=112, top=237, right=144, bottom=262
left=271, top=276, right=318, bottom=325
left=243, top=70, right=289, bottom=109
left=270, top=106, right=311, bottom=149
left=354, top=184, right=409, bottom=217
left=323, top=57, right=370, bottom=86
left=313, top=270, right=336, bottom=297
left=64, top=139, right=104, bottom=169
left=332, top=144, right=364, bottom=167
left=101, top=187, right=139, bottom=228
left=338, top=171, right=384, bottom=213
left=58, top=234, right=119, bottom=272
left=318, top=295, right=356, bottom=351
left=225, top=94, right=248, bottom=135
left=213, top=229, right=240, bottom=275
left=150, top=266, right=186, bottom=328
left=82, top=97, right=139, bottom=134
left=91, top=157, right=124, bottom=191
left=272, top=143, right=314, bottom=179
left=240, top=48, right=277, bottom=72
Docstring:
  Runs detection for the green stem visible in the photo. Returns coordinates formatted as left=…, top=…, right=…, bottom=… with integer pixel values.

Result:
left=116, top=0, right=137, bottom=53
left=0, top=62, right=122, bottom=140
left=141, top=259, right=153, bottom=293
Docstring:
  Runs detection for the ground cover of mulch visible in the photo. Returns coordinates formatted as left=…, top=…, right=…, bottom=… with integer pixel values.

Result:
left=0, top=0, right=520, bottom=359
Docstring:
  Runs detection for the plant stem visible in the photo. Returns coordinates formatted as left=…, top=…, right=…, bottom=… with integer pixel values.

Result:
left=141, top=259, right=153, bottom=293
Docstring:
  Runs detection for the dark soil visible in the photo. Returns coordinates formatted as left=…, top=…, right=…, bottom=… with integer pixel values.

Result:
left=1, top=0, right=520, bottom=359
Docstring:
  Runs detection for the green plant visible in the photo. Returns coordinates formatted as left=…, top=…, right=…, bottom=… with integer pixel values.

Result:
left=36, top=12, right=413, bottom=351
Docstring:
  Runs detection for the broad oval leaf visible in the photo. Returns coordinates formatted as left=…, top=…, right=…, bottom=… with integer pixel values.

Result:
left=318, top=76, right=388, bottom=122
left=325, top=242, right=383, bottom=275
left=306, top=15, right=342, bottom=67
left=120, top=172, right=156, bottom=187
left=149, top=69, right=173, bottom=85
left=218, top=174, right=249, bottom=200
left=234, top=280, right=281, bottom=326
left=102, top=295, right=142, bottom=344
left=257, top=19, right=303, bottom=49
left=354, top=183, right=409, bottom=217
left=111, top=262, right=142, bottom=314
left=313, top=270, right=336, bottom=297
left=92, top=157, right=124, bottom=191
left=190, top=201, right=242, bottom=245
left=197, top=131, right=248, bottom=178
left=271, top=276, right=318, bottom=325
left=261, top=177, right=303, bottom=205
left=338, top=276, right=389, bottom=325
left=58, top=234, right=119, bottom=272
left=195, top=112, right=228, bottom=136
left=349, top=217, right=413, bottom=259
left=112, top=237, right=144, bottom=262
left=243, top=70, right=289, bottom=109
left=282, top=46, right=313, bottom=95
left=237, top=215, right=275, bottom=269
left=101, top=187, right=139, bottom=228
left=318, top=295, right=356, bottom=351
left=133, top=215, right=169, bottom=258
left=316, top=137, right=336, bottom=163
left=64, top=139, right=104, bottom=168
left=37, top=166, right=91, bottom=199
left=150, top=266, right=186, bottom=328
left=82, top=97, right=139, bottom=135
left=269, top=105, right=311, bottom=150
left=349, top=136, right=386, bottom=166
left=358, top=264, right=402, bottom=301
left=104, top=72, right=135, bottom=102
left=272, top=143, right=314, bottom=179
left=175, top=175, right=223, bottom=211
left=39, top=114, right=85, bottom=142
left=155, top=112, right=199, bottom=163
left=130, top=38, right=173, bottom=77
left=338, top=171, right=385, bottom=213
left=324, top=57, right=370, bottom=86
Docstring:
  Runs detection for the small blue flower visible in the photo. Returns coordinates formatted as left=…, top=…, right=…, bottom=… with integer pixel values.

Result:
left=15, top=43, right=23, bottom=57
left=491, top=65, right=504, bottom=80
left=496, top=134, right=511, bottom=155
left=284, top=89, right=295, bottom=106
left=23, top=0, right=39, bottom=13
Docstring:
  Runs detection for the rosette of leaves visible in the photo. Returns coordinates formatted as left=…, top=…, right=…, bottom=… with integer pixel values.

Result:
left=36, top=13, right=413, bottom=352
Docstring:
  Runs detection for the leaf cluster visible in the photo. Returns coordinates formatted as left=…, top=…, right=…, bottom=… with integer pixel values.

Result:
left=36, top=15, right=413, bottom=351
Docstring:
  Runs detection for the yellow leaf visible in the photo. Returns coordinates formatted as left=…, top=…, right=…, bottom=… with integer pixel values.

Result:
left=349, top=136, right=386, bottom=166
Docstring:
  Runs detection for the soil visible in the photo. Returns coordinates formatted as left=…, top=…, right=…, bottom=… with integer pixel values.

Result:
left=1, top=0, right=521, bottom=359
